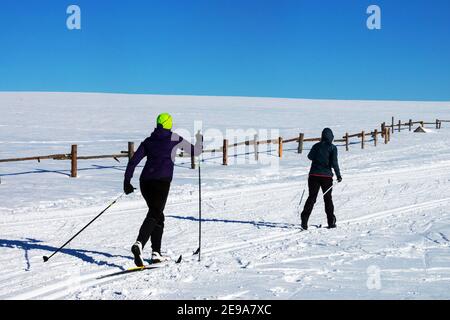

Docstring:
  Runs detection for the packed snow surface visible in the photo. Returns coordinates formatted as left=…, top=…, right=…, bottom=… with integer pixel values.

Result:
left=1, top=92, right=450, bottom=299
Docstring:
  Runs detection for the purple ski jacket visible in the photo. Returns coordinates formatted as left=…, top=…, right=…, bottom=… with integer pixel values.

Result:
left=124, top=126, right=202, bottom=183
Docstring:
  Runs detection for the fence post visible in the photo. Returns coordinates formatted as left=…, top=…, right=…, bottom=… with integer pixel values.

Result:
left=254, top=134, right=259, bottom=161
left=345, top=133, right=349, bottom=151
left=436, top=119, right=440, bottom=129
left=361, top=131, right=365, bottom=149
left=381, top=122, right=385, bottom=138
left=439, top=120, right=442, bottom=129
left=71, top=144, right=77, bottom=178
left=128, top=142, right=135, bottom=160
left=420, top=121, right=424, bottom=127
left=391, top=117, right=394, bottom=134
left=374, top=129, right=378, bottom=146
left=278, top=137, right=283, bottom=158
left=409, top=119, right=412, bottom=131
left=191, top=153, right=196, bottom=169
left=297, top=133, right=304, bottom=154
left=384, top=128, right=388, bottom=144
left=222, top=139, right=228, bottom=166
left=398, top=120, right=401, bottom=132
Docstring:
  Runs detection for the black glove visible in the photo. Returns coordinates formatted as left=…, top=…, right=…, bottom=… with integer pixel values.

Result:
left=337, top=176, right=343, bottom=183
left=124, top=181, right=135, bottom=195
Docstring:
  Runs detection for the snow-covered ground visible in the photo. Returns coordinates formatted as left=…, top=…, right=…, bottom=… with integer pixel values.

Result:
left=1, top=92, right=450, bottom=299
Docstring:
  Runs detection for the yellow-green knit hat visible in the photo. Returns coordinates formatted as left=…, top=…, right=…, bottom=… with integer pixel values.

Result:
left=156, top=113, right=172, bottom=130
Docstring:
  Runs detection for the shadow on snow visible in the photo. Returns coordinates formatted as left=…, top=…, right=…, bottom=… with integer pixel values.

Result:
left=0, top=238, right=131, bottom=271
left=167, top=215, right=301, bottom=230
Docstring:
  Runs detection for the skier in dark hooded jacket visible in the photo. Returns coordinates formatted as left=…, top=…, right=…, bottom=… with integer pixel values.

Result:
left=124, top=113, right=202, bottom=266
left=300, top=128, right=342, bottom=230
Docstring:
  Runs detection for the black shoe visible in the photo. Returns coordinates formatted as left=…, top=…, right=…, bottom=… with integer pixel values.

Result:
left=327, top=216, right=337, bottom=229
left=131, top=241, right=144, bottom=267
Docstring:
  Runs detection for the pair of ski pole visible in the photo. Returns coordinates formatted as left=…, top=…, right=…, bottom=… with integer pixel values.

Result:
left=297, top=180, right=336, bottom=216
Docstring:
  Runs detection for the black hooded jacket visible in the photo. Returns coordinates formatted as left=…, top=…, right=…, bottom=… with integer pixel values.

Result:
left=307, top=128, right=341, bottom=179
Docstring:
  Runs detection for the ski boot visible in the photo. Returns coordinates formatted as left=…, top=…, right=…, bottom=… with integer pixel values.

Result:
left=151, top=251, right=170, bottom=264
left=131, top=241, right=144, bottom=267
left=327, top=216, right=337, bottom=229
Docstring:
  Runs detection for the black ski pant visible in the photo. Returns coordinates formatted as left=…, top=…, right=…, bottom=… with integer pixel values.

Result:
left=136, top=179, right=171, bottom=253
left=301, top=175, right=336, bottom=227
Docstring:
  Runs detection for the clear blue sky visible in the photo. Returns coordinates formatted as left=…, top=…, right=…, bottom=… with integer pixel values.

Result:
left=0, top=0, right=449, bottom=101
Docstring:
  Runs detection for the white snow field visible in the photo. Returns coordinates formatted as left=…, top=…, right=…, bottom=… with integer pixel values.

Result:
left=1, top=92, right=450, bottom=300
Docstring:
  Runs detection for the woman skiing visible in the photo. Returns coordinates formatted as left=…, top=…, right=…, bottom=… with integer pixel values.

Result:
left=124, top=113, right=202, bottom=266
left=300, top=128, right=342, bottom=230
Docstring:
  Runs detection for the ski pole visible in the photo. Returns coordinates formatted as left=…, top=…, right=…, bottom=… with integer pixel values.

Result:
left=296, top=178, right=308, bottom=217
left=43, top=193, right=125, bottom=262
left=299, top=189, right=306, bottom=206
left=197, top=131, right=205, bottom=262
left=322, top=183, right=336, bottom=197
left=197, top=153, right=202, bottom=262
left=297, top=189, right=306, bottom=218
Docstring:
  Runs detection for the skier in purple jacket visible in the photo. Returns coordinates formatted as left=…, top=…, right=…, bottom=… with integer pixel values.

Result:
left=124, top=113, right=202, bottom=266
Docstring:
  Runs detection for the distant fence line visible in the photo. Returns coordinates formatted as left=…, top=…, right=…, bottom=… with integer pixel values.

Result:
left=0, top=118, right=445, bottom=178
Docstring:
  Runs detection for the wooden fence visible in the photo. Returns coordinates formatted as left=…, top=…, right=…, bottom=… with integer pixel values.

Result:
left=212, top=118, right=444, bottom=166
left=0, top=118, right=446, bottom=177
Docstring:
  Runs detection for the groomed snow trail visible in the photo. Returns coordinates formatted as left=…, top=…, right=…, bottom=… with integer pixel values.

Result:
left=3, top=156, right=450, bottom=300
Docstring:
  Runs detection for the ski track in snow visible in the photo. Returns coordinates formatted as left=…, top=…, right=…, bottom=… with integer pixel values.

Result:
left=1, top=92, right=450, bottom=299
left=3, top=190, right=450, bottom=300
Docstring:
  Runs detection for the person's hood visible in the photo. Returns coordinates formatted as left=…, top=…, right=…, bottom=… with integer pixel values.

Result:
left=321, top=128, right=334, bottom=143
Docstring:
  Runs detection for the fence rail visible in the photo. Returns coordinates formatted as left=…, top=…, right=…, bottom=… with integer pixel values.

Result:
left=0, top=117, right=446, bottom=177
left=0, top=154, right=69, bottom=163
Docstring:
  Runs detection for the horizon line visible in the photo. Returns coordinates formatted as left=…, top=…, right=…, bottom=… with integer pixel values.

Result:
left=0, top=90, right=449, bottom=104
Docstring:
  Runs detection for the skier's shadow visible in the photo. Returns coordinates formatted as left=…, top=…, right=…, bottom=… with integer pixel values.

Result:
left=167, top=215, right=300, bottom=230
left=0, top=238, right=131, bottom=271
